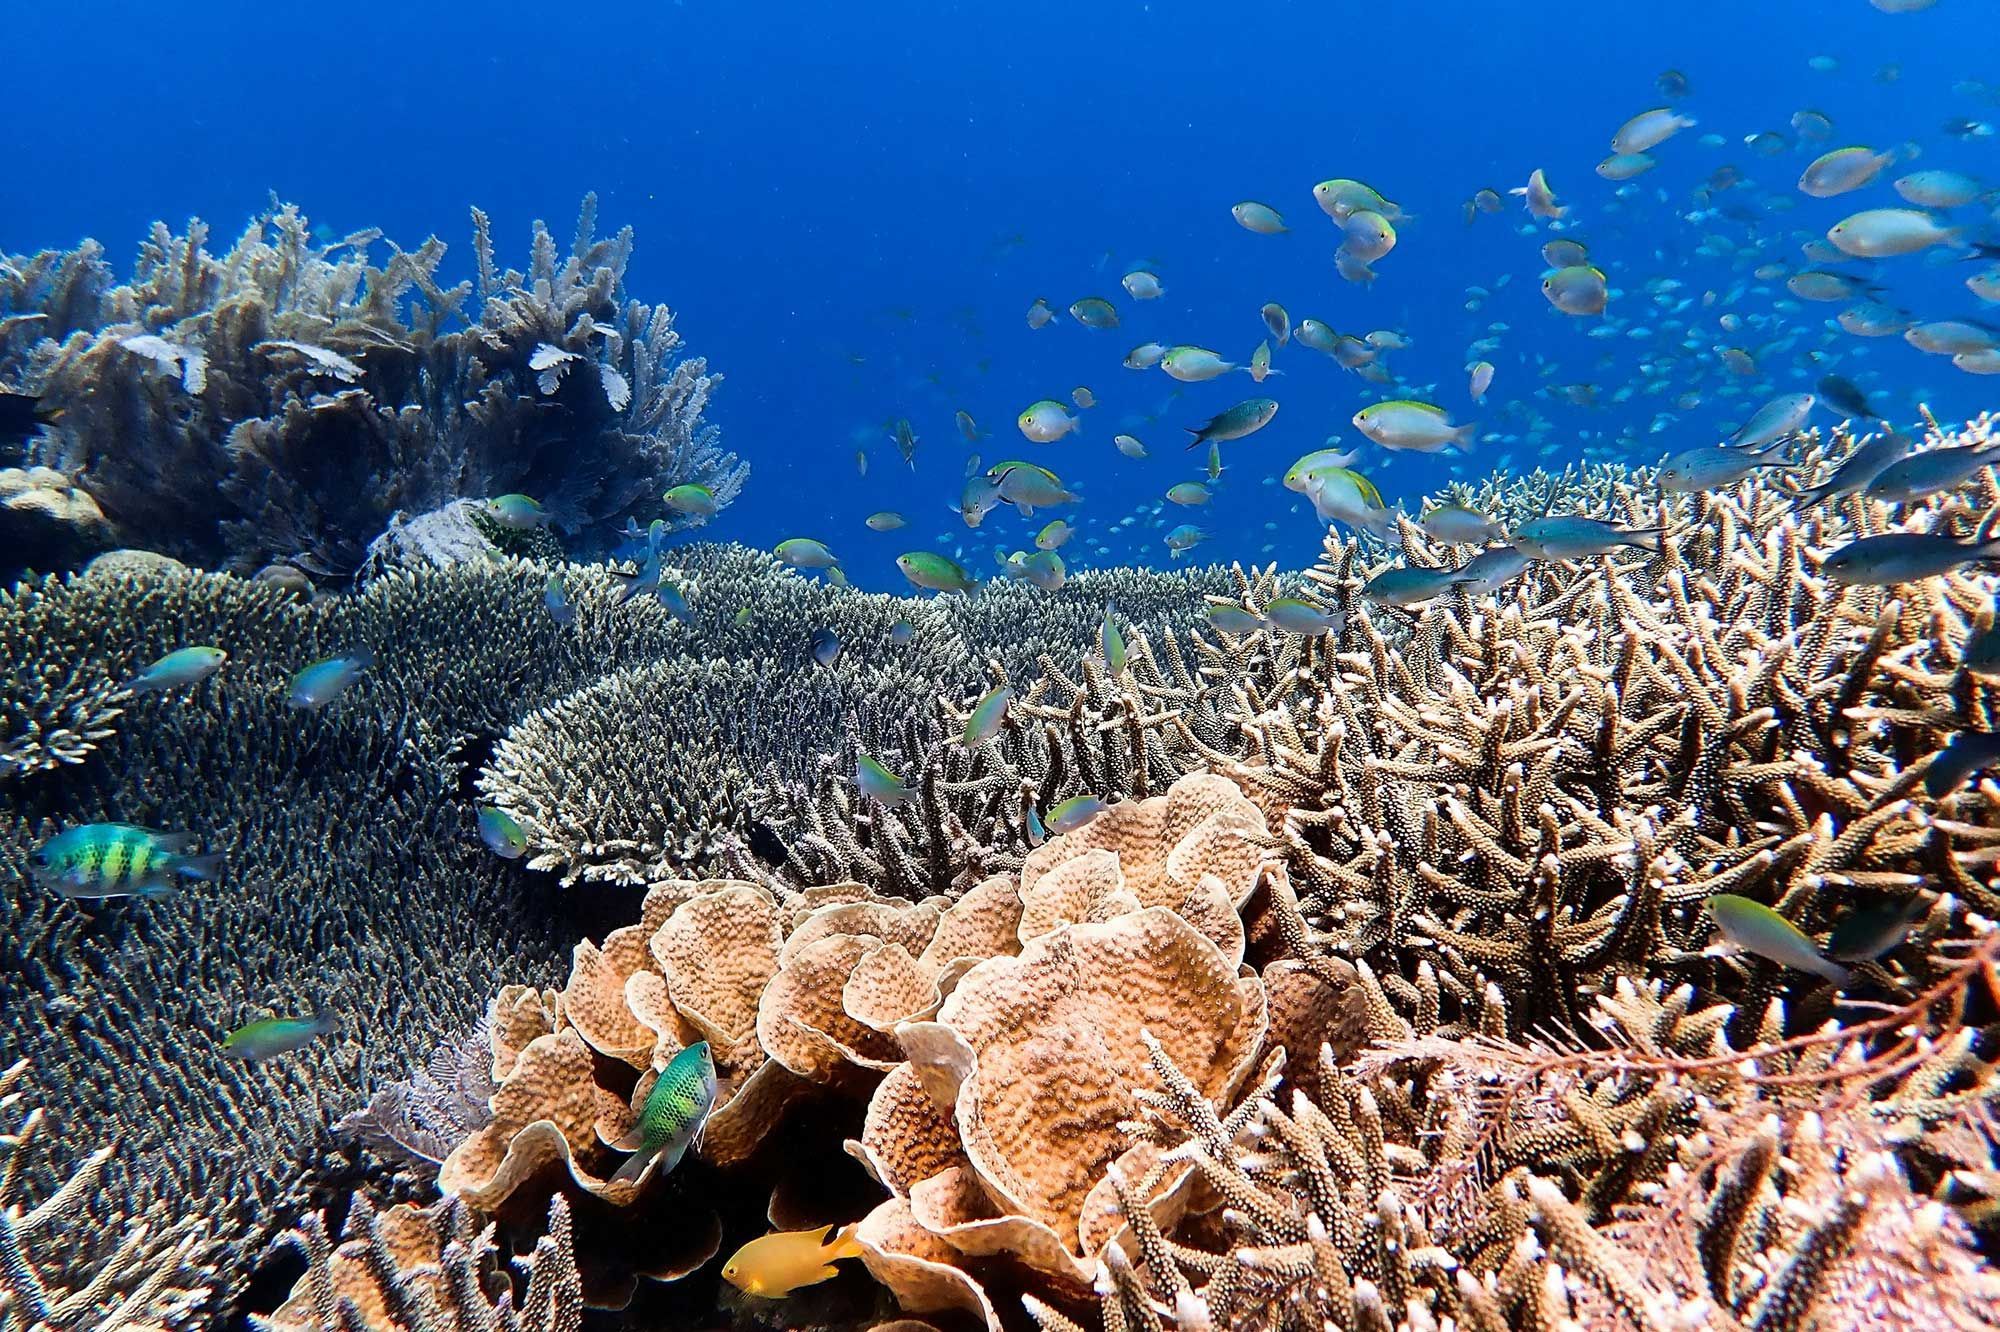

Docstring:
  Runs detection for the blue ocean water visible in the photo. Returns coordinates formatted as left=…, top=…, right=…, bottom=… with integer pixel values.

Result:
left=7, top=0, right=1994, bottom=589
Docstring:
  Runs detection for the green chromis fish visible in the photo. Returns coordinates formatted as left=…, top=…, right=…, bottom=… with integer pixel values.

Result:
left=1006, top=549, right=1066, bottom=590
left=856, top=755, right=913, bottom=807
left=1261, top=303, right=1291, bottom=344
left=1114, top=433, right=1149, bottom=459
left=1820, top=510, right=2000, bottom=586
left=960, top=474, right=1003, bottom=527
left=1353, top=401, right=1475, bottom=452
left=888, top=620, right=915, bottom=646
left=1656, top=440, right=1794, bottom=494
left=1826, top=896, right=1928, bottom=963
left=32, top=823, right=223, bottom=899
left=1101, top=604, right=1127, bottom=674
left=1166, top=481, right=1211, bottom=506
left=1313, top=178, right=1401, bottom=221
left=1018, top=399, right=1081, bottom=442
left=1363, top=565, right=1471, bottom=607
left=1262, top=598, right=1340, bottom=635
left=1164, top=524, right=1207, bottom=557
left=1826, top=208, right=1963, bottom=259
left=988, top=462, right=1079, bottom=514
left=1205, top=603, right=1266, bottom=635
left=897, top=551, right=976, bottom=594
left=1046, top=794, right=1108, bottom=834
left=221, top=1008, right=334, bottom=1063
left=288, top=650, right=374, bottom=711
left=962, top=686, right=1014, bottom=747
left=1786, top=431, right=1911, bottom=510
left=658, top=582, right=694, bottom=625
left=1232, top=201, right=1288, bottom=234
left=775, top=538, right=841, bottom=571
left=544, top=573, right=575, bottom=625
left=477, top=806, right=528, bottom=859
left=1540, top=265, right=1609, bottom=317
left=866, top=511, right=907, bottom=532
left=1799, top=145, right=1899, bottom=198
left=1185, top=398, right=1278, bottom=449
left=1205, top=442, right=1224, bottom=482
left=1923, top=730, right=2000, bottom=796
left=1419, top=505, right=1506, bottom=544
left=810, top=627, right=842, bottom=667
left=663, top=484, right=718, bottom=517
left=1294, top=320, right=1338, bottom=354
left=126, top=646, right=227, bottom=694
left=1728, top=393, right=1816, bottom=449
left=1863, top=443, right=2000, bottom=502
left=612, top=1041, right=718, bottom=1185
left=1035, top=519, right=1074, bottom=550
left=1509, top=517, right=1663, bottom=561
left=1068, top=297, right=1119, bottom=329
left=956, top=409, right=981, bottom=441
left=1611, top=106, right=1696, bottom=154
left=614, top=551, right=663, bottom=605
left=1159, top=346, right=1237, bottom=382
left=1707, top=894, right=1849, bottom=986
left=485, top=493, right=550, bottom=529
left=1123, top=342, right=1168, bottom=370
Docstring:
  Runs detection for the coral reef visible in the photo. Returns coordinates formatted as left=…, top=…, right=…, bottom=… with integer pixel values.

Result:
left=385, top=420, right=2000, bottom=1332
left=0, top=196, right=743, bottom=574
left=255, top=1194, right=582, bottom=1332
left=15, top=414, right=2000, bottom=1331
left=0, top=1059, right=216, bottom=1331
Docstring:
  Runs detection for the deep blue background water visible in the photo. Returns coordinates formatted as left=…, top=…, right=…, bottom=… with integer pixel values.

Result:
left=5, top=0, right=1996, bottom=589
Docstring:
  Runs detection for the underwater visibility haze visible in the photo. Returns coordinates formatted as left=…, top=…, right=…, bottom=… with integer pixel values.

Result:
left=5, top=0, right=2000, bottom=1329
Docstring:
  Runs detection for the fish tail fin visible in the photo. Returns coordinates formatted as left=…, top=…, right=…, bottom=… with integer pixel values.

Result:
left=610, top=1145, right=657, bottom=1186
left=1626, top=527, right=1667, bottom=552
left=827, top=1224, right=866, bottom=1262
left=1815, top=957, right=1854, bottom=988
left=1183, top=431, right=1204, bottom=451
left=174, top=852, right=224, bottom=882
left=1453, top=423, right=1478, bottom=447
left=1975, top=504, right=2000, bottom=550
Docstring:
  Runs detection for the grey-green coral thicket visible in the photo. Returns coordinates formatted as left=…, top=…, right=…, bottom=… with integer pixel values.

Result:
left=0, top=195, right=744, bottom=576
left=0, top=542, right=1228, bottom=1323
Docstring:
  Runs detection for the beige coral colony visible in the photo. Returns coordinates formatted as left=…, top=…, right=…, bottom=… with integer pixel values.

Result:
left=5, top=192, right=2000, bottom=1332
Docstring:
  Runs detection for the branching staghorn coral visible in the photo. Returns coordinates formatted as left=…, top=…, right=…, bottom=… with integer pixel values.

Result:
left=254, top=1194, right=582, bottom=1332
left=0, top=1060, right=216, bottom=1332
left=2, top=196, right=743, bottom=573
left=747, top=571, right=1273, bottom=899
left=1053, top=918, right=2000, bottom=1332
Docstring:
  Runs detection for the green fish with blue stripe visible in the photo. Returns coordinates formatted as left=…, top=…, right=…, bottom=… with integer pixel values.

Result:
left=612, top=1041, right=718, bottom=1185
left=31, top=823, right=223, bottom=899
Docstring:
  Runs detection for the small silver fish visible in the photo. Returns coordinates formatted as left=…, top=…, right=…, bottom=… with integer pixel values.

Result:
left=1864, top=443, right=2000, bottom=503
left=1821, top=510, right=2000, bottom=585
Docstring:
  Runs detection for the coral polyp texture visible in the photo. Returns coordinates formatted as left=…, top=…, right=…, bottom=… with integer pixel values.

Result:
left=0, top=195, right=744, bottom=575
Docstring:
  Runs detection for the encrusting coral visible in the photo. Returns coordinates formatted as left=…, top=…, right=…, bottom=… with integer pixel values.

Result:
left=0, top=195, right=744, bottom=574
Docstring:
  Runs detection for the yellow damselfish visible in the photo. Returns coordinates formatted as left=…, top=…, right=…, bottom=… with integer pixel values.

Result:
left=721, top=1223, right=865, bottom=1297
